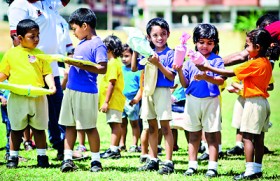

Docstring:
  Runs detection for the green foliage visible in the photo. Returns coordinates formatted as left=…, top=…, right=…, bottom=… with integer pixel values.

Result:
left=234, top=10, right=265, bottom=32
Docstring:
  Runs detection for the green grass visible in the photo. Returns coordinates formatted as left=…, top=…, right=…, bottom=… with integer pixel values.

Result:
left=0, top=56, right=280, bottom=180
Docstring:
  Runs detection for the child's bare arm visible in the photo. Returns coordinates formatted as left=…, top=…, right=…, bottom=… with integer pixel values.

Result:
left=131, top=51, right=139, bottom=72
left=100, top=79, right=115, bottom=113
left=129, top=88, right=142, bottom=106
left=44, top=74, right=56, bottom=94
left=61, top=64, right=69, bottom=90
left=0, top=73, right=8, bottom=82
left=194, top=73, right=225, bottom=85
left=172, top=65, right=189, bottom=88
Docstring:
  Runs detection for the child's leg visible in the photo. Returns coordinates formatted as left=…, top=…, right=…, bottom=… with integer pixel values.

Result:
left=32, top=128, right=47, bottom=149
left=188, top=130, right=202, bottom=161
left=140, top=128, right=149, bottom=155
left=85, top=128, right=100, bottom=153
left=254, top=132, right=264, bottom=164
left=130, top=119, right=140, bottom=146
left=243, top=132, right=254, bottom=163
left=148, top=119, right=158, bottom=158
left=205, top=132, right=219, bottom=162
left=109, top=123, right=122, bottom=148
left=64, top=126, right=77, bottom=150
left=77, top=130, right=86, bottom=151
left=160, top=120, right=173, bottom=161
left=10, top=130, right=24, bottom=152
left=172, top=129, right=178, bottom=147
left=120, top=117, right=128, bottom=148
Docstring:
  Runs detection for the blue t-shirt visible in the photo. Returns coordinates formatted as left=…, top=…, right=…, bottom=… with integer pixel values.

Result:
left=67, top=37, right=108, bottom=93
left=138, top=47, right=176, bottom=87
left=183, top=52, right=224, bottom=98
left=122, top=66, right=141, bottom=100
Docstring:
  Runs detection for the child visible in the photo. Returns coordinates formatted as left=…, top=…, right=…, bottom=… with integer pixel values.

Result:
left=135, top=17, right=176, bottom=175
left=99, top=35, right=125, bottom=159
left=0, top=19, right=56, bottom=168
left=0, top=87, right=11, bottom=160
left=119, top=44, right=142, bottom=152
left=59, top=8, right=107, bottom=172
left=196, top=28, right=280, bottom=180
left=173, top=23, right=225, bottom=178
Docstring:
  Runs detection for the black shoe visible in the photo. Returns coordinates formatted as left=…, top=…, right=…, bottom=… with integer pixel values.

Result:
left=158, top=145, right=164, bottom=156
left=184, top=167, right=197, bottom=176
left=227, top=146, right=244, bottom=156
left=219, top=151, right=224, bottom=159
left=139, top=155, right=149, bottom=163
left=100, top=148, right=121, bottom=159
left=37, top=155, right=50, bottom=168
left=57, top=153, right=64, bottom=161
left=205, top=169, right=218, bottom=178
left=90, top=161, right=102, bottom=172
left=234, top=172, right=262, bottom=180
left=138, top=159, right=159, bottom=171
left=158, top=162, right=174, bottom=175
left=6, top=156, right=19, bottom=168
left=198, top=153, right=209, bottom=161
left=61, top=159, right=77, bottom=172
left=198, top=143, right=206, bottom=154
left=264, top=146, right=273, bottom=154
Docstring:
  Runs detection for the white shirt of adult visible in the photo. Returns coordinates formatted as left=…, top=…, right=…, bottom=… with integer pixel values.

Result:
left=8, top=0, right=64, bottom=77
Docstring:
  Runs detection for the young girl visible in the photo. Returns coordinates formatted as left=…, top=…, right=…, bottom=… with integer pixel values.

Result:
left=135, top=17, right=176, bottom=175
left=119, top=44, right=142, bottom=153
left=99, top=35, right=125, bottom=159
left=173, top=23, right=225, bottom=178
left=197, top=28, right=279, bottom=180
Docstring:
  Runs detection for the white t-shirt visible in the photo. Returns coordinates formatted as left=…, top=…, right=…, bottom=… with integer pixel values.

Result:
left=56, top=13, right=74, bottom=56
left=8, top=0, right=64, bottom=76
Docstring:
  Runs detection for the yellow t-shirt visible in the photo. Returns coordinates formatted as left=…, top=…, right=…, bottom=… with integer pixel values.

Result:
left=98, top=57, right=125, bottom=112
left=0, top=46, right=52, bottom=87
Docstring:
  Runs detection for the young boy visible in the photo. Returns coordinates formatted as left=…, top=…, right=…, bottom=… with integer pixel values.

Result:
left=0, top=19, right=56, bottom=168
left=59, top=8, right=107, bottom=172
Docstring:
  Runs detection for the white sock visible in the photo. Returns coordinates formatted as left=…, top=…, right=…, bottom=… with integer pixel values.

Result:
left=91, top=152, right=100, bottom=162
left=141, top=154, right=149, bottom=158
left=219, top=144, right=222, bottom=153
left=110, top=145, right=119, bottom=152
left=165, top=160, right=173, bottom=164
left=208, top=161, right=218, bottom=171
left=64, top=149, right=73, bottom=160
left=205, top=143, right=209, bottom=154
left=37, top=149, right=46, bottom=156
left=150, top=157, right=157, bottom=162
left=244, top=162, right=255, bottom=176
left=10, top=150, right=19, bottom=157
left=236, top=141, right=244, bottom=149
left=253, top=162, right=262, bottom=173
left=188, top=160, right=198, bottom=170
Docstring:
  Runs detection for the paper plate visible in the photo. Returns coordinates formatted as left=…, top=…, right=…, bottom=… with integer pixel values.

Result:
left=0, top=82, right=52, bottom=97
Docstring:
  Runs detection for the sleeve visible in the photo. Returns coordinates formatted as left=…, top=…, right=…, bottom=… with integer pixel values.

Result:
left=0, top=52, right=11, bottom=77
left=233, top=61, right=258, bottom=81
left=212, top=57, right=224, bottom=77
left=8, top=1, right=29, bottom=33
left=166, top=50, right=176, bottom=75
left=107, top=60, right=118, bottom=81
left=94, top=44, right=108, bottom=64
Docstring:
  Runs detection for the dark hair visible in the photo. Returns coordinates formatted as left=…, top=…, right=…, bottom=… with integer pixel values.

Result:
left=68, top=8, right=97, bottom=29
left=146, top=17, right=170, bottom=49
left=247, top=28, right=280, bottom=60
left=103, top=35, right=123, bottom=58
left=122, top=44, right=133, bottom=54
left=16, top=19, right=39, bottom=37
left=193, top=23, right=219, bottom=53
left=256, top=14, right=278, bottom=28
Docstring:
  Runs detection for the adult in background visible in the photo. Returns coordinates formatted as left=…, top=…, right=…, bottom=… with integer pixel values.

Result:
left=223, top=14, right=280, bottom=67
left=6, top=0, right=70, bottom=160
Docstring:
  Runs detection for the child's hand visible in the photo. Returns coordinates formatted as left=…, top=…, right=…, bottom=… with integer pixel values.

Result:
left=148, top=53, right=160, bottom=66
left=196, top=61, right=209, bottom=71
left=100, top=103, right=109, bottom=113
left=0, top=96, right=7, bottom=106
left=49, top=85, right=57, bottom=95
left=129, top=99, right=139, bottom=106
left=194, top=72, right=207, bottom=81
left=172, top=64, right=183, bottom=71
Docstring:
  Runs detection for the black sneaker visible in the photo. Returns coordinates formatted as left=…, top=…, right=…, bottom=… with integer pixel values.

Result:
left=198, top=152, right=209, bottom=161
left=24, top=141, right=34, bottom=151
left=234, top=172, right=262, bottom=180
left=205, top=169, right=218, bottom=178
left=100, top=148, right=121, bottom=159
left=226, top=146, right=244, bottom=156
left=61, top=159, right=78, bottom=172
left=129, top=145, right=141, bottom=153
left=90, top=161, right=102, bottom=172
left=6, top=156, right=18, bottom=168
left=158, top=162, right=174, bottom=175
left=37, top=155, right=50, bottom=168
left=119, top=145, right=127, bottom=152
left=198, top=142, right=206, bottom=154
left=139, top=155, right=149, bottom=163
left=138, top=159, right=159, bottom=171
left=158, top=146, right=164, bottom=156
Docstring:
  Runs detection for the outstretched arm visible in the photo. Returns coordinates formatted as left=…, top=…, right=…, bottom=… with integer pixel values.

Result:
left=196, top=64, right=235, bottom=77
left=223, top=49, right=249, bottom=66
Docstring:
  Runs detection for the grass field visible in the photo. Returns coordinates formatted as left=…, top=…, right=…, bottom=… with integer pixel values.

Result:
left=0, top=21, right=279, bottom=180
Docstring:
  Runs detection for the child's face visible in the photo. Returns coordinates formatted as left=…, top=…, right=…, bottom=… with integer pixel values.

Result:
left=71, top=23, right=87, bottom=40
left=121, top=49, right=132, bottom=66
left=147, top=25, right=169, bottom=51
left=19, top=28, right=39, bottom=49
left=245, top=37, right=259, bottom=59
left=195, top=38, right=215, bottom=58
